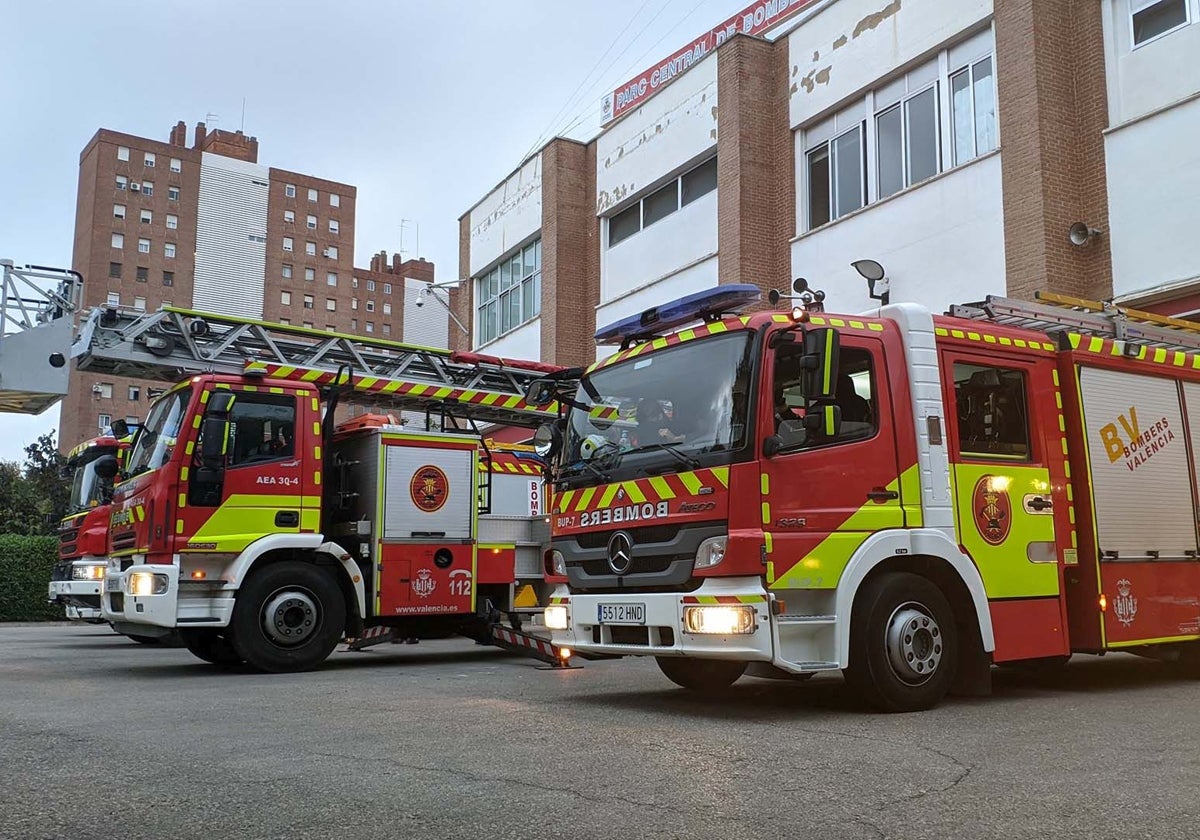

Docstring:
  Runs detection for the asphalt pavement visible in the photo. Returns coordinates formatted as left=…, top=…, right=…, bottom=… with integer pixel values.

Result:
left=1, top=623, right=1198, bottom=840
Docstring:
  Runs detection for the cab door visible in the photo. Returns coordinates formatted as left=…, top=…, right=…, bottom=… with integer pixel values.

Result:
left=762, top=334, right=906, bottom=591
left=941, top=350, right=1069, bottom=661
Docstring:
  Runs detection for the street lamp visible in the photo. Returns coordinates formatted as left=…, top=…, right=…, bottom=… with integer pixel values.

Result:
left=414, top=280, right=468, bottom=336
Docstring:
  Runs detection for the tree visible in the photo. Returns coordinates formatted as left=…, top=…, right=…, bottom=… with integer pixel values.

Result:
left=0, top=461, right=41, bottom=535
left=22, top=432, right=67, bottom=533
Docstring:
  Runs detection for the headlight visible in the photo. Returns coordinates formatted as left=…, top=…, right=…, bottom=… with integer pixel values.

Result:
left=129, top=572, right=169, bottom=596
left=694, top=536, right=727, bottom=570
left=544, top=605, right=569, bottom=630
left=683, top=605, right=756, bottom=635
left=72, top=563, right=107, bottom=580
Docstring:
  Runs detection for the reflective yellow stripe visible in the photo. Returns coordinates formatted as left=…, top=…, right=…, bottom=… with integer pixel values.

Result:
left=678, top=472, right=703, bottom=495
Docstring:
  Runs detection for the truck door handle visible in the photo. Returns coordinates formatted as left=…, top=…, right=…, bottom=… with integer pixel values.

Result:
left=867, top=488, right=899, bottom=502
left=1025, top=495, right=1053, bottom=513
left=275, top=510, right=300, bottom=527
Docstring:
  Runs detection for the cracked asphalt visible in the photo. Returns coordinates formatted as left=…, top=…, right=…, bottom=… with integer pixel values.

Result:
left=1, top=623, right=1198, bottom=840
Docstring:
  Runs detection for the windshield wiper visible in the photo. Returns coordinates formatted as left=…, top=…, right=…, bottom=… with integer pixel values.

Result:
left=621, top=441, right=700, bottom=471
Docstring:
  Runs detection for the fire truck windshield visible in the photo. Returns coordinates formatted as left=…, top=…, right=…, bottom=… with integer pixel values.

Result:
left=563, top=332, right=753, bottom=485
left=67, top=446, right=117, bottom=512
left=125, top=387, right=191, bottom=478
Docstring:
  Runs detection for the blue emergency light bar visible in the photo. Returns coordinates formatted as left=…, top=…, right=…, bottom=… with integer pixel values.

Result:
left=594, top=284, right=762, bottom=347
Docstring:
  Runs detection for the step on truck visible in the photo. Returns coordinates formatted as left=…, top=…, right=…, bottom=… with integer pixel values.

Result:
left=67, top=305, right=566, bottom=671
left=530, top=285, right=1200, bottom=711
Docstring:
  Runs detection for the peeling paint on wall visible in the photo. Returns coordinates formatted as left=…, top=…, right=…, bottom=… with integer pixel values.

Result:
left=596, top=183, right=636, bottom=215
left=853, top=0, right=901, bottom=40
left=798, top=65, right=832, bottom=94
left=832, top=34, right=848, bottom=50
left=600, top=80, right=717, bottom=180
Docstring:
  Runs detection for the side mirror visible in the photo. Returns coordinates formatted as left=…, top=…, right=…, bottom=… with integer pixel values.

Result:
left=803, top=402, right=842, bottom=442
left=800, top=327, right=839, bottom=401
left=199, top=390, right=236, bottom=470
left=110, top=418, right=130, bottom=438
left=763, top=434, right=784, bottom=458
left=208, top=390, right=236, bottom=416
left=525, top=379, right=557, bottom=408
left=93, top=454, right=119, bottom=480
left=533, top=423, right=562, bottom=459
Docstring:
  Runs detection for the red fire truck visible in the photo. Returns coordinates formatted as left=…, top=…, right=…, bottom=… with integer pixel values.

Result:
left=48, top=434, right=128, bottom=622
left=68, top=305, right=563, bottom=671
left=531, top=286, right=1200, bottom=711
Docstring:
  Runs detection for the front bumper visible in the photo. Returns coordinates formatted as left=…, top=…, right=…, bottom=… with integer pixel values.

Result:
left=48, top=578, right=103, bottom=621
left=101, top=561, right=235, bottom=630
left=550, top=576, right=775, bottom=661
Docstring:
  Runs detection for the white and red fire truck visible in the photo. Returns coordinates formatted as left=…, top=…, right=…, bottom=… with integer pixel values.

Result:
left=65, top=305, right=564, bottom=671
left=531, top=285, right=1200, bottom=711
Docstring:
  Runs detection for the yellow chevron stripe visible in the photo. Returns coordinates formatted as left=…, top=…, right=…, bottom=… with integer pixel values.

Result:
left=623, top=481, right=647, bottom=504
left=712, top=467, right=729, bottom=488
left=574, top=487, right=597, bottom=512
left=647, top=476, right=675, bottom=500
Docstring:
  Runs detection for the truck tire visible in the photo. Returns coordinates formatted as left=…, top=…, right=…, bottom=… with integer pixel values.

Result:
left=228, top=561, right=346, bottom=673
left=656, top=657, right=746, bottom=692
left=179, top=629, right=242, bottom=666
left=844, top=572, right=957, bottom=713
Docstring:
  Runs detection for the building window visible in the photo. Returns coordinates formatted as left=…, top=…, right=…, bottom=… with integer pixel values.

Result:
left=365, top=321, right=374, bottom=334
left=117, top=146, right=130, bottom=162
left=113, top=204, right=126, bottom=220
left=351, top=298, right=359, bottom=310
left=366, top=300, right=375, bottom=313
left=116, top=175, right=128, bottom=191
left=281, top=291, right=292, bottom=305
left=134, top=296, right=146, bottom=311
left=282, top=263, right=293, bottom=279
left=306, top=242, right=316, bottom=256
left=279, top=317, right=290, bottom=325
left=138, top=238, right=151, bottom=254
left=285, top=184, right=296, bottom=198
left=305, top=267, right=315, bottom=282
left=950, top=56, right=997, bottom=166
left=106, top=292, right=120, bottom=306
left=140, top=209, right=153, bottom=224
left=283, top=236, right=294, bottom=252
left=351, top=318, right=358, bottom=330
left=284, top=209, right=294, bottom=224
left=144, top=152, right=155, bottom=168
left=806, top=124, right=865, bottom=229
left=326, top=325, right=336, bottom=333
left=112, top=233, right=124, bottom=249
left=168, top=186, right=180, bottom=202
left=1132, top=0, right=1189, bottom=46
left=98, top=413, right=112, bottom=431
left=162, top=271, right=174, bottom=287
left=325, top=245, right=338, bottom=260
left=330, top=193, right=340, bottom=208
left=128, top=386, right=140, bottom=401
left=170, top=158, right=181, bottom=173
left=142, top=182, right=153, bottom=197
left=366, top=279, right=376, bottom=292
left=109, top=262, right=122, bottom=279
left=352, top=277, right=359, bottom=289
left=136, top=266, right=148, bottom=282
left=382, top=324, right=391, bottom=336
left=164, top=243, right=176, bottom=259
left=383, top=302, right=392, bottom=315
left=876, top=85, right=940, bottom=199
left=303, top=294, right=314, bottom=309
left=326, top=272, right=337, bottom=287
left=97, top=382, right=114, bottom=398
left=303, top=321, right=313, bottom=329
left=606, top=157, right=717, bottom=247
left=383, top=282, right=392, bottom=295
left=307, top=214, right=317, bottom=230
left=308, top=188, right=318, bottom=202
left=166, top=214, right=178, bottom=230
left=328, top=219, right=339, bottom=234
left=326, top=299, right=336, bottom=311
left=474, top=238, right=541, bottom=344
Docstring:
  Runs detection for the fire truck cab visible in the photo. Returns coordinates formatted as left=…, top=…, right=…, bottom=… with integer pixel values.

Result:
left=536, top=286, right=1200, bottom=711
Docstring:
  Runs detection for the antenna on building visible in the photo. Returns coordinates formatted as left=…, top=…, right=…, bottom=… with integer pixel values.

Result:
left=205, top=112, right=220, bottom=127
left=400, top=219, right=420, bottom=259
left=240, top=98, right=246, bottom=132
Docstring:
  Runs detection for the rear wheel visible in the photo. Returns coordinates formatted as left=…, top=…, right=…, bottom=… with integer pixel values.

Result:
left=179, top=629, right=242, bottom=667
left=844, top=572, right=957, bottom=713
left=656, top=657, right=746, bottom=692
left=228, top=561, right=346, bottom=673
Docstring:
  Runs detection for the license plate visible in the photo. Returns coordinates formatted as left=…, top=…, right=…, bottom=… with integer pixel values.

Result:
left=105, top=576, right=122, bottom=592
left=597, top=603, right=646, bottom=625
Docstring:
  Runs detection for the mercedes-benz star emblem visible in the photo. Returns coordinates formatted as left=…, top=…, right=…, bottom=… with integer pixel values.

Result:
left=607, top=531, right=634, bottom=575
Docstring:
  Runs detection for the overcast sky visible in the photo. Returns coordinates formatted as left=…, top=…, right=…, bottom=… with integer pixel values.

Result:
left=0, top=0, right=746, bottom=463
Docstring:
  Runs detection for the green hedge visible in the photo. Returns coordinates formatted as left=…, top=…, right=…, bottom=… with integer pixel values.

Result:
left=0, top=535, right=63, bottom=621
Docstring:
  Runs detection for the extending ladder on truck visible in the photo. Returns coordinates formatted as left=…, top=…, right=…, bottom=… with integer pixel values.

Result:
left=950, top=292, right=1200, bottom=356
left=0, top=260, right=82, bottom=413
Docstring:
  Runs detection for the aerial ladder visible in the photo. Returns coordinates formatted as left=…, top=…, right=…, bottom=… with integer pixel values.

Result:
left=72, top=303, right=579, bottom=668
left=0, top=260, right=82, bottom=414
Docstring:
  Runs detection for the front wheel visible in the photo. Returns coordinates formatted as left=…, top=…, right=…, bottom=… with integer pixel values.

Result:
left=844, top=572, right=957, bottom=713
left=656, top=657, right=746, bottom=692
left=228, top=561, right=346, bottom=673
left=179, top=629, right=243, bottom=667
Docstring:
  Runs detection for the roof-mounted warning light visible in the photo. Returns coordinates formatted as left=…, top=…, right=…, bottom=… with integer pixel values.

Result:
left=594, top=284, right=762, bottom=349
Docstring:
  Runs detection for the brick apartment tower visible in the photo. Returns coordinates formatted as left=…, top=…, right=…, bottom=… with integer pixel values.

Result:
left=64, top=121, right=425, bottom=450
